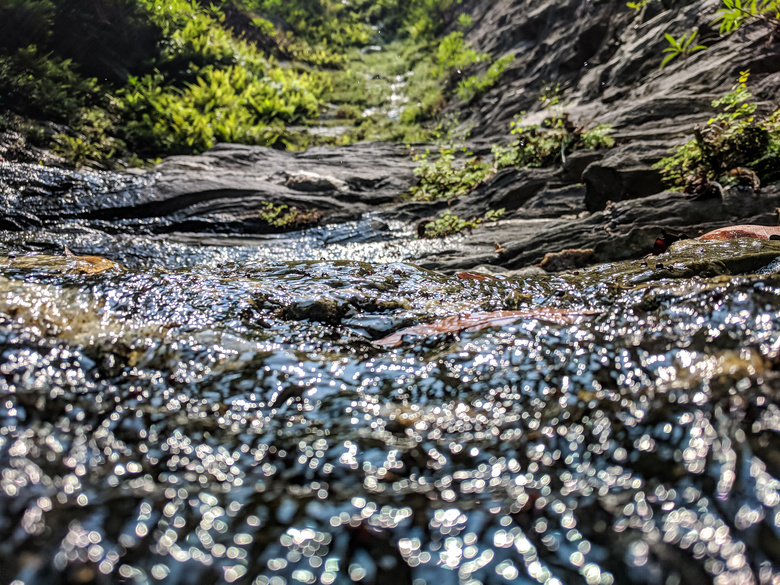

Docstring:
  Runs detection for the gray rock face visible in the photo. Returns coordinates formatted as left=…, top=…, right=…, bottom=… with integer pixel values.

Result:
left=582, top=142, right=667, bottom=212
left=0, top=142, right=418, bottom=234
left=460, top=0, right=779, bottom=142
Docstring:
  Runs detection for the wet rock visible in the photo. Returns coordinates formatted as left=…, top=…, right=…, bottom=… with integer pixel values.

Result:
left=538, top=248, right=594, bottom=272
left=520, top=184, right=587, bottom=218
left=0, top=252, right=123, bottom=275
left=561, top=150, right=605, bottom=182
left=281, top=298, right=348, bottom=325
left=582, top=142, right=667, bottom=212
left=721, top=185, right=761, bottom=217
left=0, top=142, right=418, bottom=235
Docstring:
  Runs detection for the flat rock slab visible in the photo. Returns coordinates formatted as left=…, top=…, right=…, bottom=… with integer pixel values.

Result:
left=0, top=142, right=418, bottom=234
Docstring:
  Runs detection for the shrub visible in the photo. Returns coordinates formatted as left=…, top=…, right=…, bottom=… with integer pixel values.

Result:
left=654, top=71, right=780, bottom=189
left=713, top=0, right=780, bottom=35
left=492, top=115, right=614, bottom=169
left=0, top=45, right=101, bottom=122
left=433, top=32, right=486, bottom=79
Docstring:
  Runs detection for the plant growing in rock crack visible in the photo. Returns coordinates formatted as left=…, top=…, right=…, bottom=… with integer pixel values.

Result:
left=407, top=143, right=494, bottom=201
left=419, top=209, right=505, bottom=238
left=659, top=29, right=706, bottom=68
left=407, top=112, right=614, bottom=201
left=653, top=70, right=780, bottom=191
left=492, top=114, right=614, bottom=169
left=258, top=202, right=323, bottom=229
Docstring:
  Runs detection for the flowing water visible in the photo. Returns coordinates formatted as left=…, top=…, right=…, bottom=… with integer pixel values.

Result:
left=0, top=164, right=779, bottom=585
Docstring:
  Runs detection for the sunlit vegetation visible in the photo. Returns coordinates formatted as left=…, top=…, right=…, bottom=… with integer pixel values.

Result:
left=258, top=201, right=323, bottom=229
left=419, top=208, right=505, bottom=238
left=654, top=71, right=780, bottom=190
left=0, top=0, right=513, bottom=166
left=407, top=115, right=614, bottom=202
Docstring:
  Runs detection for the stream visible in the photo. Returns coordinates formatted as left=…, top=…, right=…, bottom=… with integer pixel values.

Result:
left=0, top=163, right=778, bottom=585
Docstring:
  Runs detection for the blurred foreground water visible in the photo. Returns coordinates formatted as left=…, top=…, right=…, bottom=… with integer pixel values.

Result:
left=0, top=165, right=778, bottom=585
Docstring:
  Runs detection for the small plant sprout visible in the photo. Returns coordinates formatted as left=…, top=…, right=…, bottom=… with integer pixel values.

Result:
left=660, top=29, right=706, bottom=69
left=626, top=0, right=651, bottom=10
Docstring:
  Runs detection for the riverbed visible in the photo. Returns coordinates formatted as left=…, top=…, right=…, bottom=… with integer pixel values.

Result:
left=0, top=163, right=778, bottom=585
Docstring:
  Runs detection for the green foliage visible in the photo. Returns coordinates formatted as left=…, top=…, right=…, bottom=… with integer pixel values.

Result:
left=457, top=54, right=514, bottom=102
left=420, top=208, right=505, bottom=238
left=626, top=0, right=652, bottom=10
left=0, top=46, right=101, bottom=122
left=492, top=116, right=614, bottom=169
left=659, top=29, right=706, bottom=69
left=53, top=107, right=124, bottom=167
left=713, top=0, right=780, bottom=35
left=433, top=32, right=485, bottom=78
left=0, top=0, right=508, bottom=166
left=119, top=64, right=322, bottom=154
left=0, top=0, right=55, bottom=51
left=407, top=112, right=614, bottom=202
left=458, top=14, right=474, bottom=28
left=258, top=202, right=323, bottom=229
left=0, top=0, right=332, bottom=164
left=404, top=0, right=463, bottom=39
left=407, top=142, right=493, bottom=201
left=654, top=71, right=780, bottom=188
left=539, top=81, right=563, bottom=108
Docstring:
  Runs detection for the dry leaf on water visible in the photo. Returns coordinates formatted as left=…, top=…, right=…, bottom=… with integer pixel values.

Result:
left=455, top=272, right=499, bottom=281
left=374, top=308, right=598, bottom=348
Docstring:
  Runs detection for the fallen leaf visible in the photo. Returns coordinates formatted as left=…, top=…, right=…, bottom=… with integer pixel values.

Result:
left=698, top=225, right=780, bottom=241
left=456, top=272, right=498, bottom=281
left=66, top=255, right=124, bottom=275
left=373, top=309, right=598, bottom=348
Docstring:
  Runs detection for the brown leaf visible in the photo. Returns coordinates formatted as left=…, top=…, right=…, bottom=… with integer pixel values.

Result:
left=455, top=272, right=498, bottom=281
left=373, top=309, right=598, bottom=348
left=698, top=225, right=780, bottom=242
left=66, top=255, right=124, bottom=275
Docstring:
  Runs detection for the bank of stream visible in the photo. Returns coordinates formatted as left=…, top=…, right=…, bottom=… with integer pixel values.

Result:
left=0, top=159, right=779, bottom=585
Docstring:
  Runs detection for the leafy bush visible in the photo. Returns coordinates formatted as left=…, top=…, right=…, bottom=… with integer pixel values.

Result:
left=407, top=143, right=493, bottom=201
left=407, top=113, right=614, bottom=202
left=492, top=115, right=614, bottom=169
left=433, top=32, right=486, bottom=78
left=0, top=46, right=101, bottom=122
left=119, top=64, right=322, bottom=154
left=403, top=0, right=463, bottom=39
left=654, top=71, right=780, bottom=189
